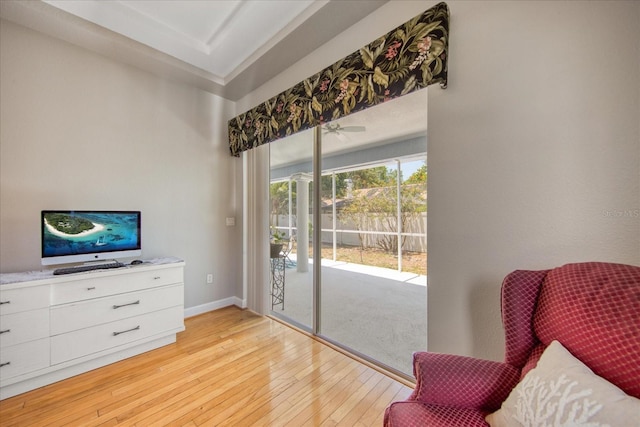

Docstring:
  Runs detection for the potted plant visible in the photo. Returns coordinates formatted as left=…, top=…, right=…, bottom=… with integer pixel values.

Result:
left=270, top=227, right=286, bottom=258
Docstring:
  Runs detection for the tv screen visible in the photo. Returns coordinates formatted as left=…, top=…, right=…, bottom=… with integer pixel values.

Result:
left=41, top=210, right=141, bottom=266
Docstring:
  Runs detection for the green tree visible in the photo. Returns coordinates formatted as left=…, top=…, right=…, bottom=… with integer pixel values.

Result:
left=270, top=181, right=296, bottom=227
left=347, top=167, right=394, bottom=189
left=404, top=164, right=427, bottom=213
left=338, top=164, right=426, bottom=254
left=320, top=174, right=345, bottom=199
left=405, top=165, right=427, bottom=186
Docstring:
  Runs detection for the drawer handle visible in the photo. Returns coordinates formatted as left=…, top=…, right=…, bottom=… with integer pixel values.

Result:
left=0, top=329, right=10, bottom=334
left=87, top=287, right=96, bottom=291
left=0, top=301, right=10, bottom=305
left=113, top=300, right=140, bottom=309
left=0, top=362, right=10, bottom=368
left=113, top=326, right=140, bottom=336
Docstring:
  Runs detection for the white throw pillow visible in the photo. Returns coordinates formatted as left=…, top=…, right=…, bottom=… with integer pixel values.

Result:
left=486, top=340, right=640, bottom=427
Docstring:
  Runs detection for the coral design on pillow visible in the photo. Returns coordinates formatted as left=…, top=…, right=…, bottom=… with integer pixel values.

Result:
left=486, top=341, right=640, bottom=427
left=513, top=373, right=608, bottom=427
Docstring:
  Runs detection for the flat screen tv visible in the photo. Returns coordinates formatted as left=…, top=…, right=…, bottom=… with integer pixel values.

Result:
left=41, top=210, right=141, bottom=266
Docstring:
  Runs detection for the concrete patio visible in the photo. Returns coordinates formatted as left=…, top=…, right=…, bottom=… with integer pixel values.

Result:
left=270, top=256, right=427, bottom=375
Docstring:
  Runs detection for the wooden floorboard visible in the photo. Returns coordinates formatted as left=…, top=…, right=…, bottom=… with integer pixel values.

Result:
left=0, top=307, right=413, bottom=426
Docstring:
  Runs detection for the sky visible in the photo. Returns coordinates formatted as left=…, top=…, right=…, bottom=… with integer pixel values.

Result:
left=398, top=159, right=425, bottom=182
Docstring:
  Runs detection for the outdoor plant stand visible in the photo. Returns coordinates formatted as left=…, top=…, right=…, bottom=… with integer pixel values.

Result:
left=270, top=253, right=285, bottom=310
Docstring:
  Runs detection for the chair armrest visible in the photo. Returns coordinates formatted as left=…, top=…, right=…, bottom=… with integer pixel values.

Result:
left=409, top=352, right=521, bottom=411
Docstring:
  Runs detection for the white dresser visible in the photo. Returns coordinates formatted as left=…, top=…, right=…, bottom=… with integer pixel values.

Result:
left=0, top=259, right=185, bottom=400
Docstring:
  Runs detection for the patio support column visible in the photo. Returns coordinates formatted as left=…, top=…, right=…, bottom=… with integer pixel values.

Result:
left=292, top=172, right=312, bottom=272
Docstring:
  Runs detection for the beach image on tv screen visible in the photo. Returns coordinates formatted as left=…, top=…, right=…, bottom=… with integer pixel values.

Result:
left=42, top=212, right=139, bottom=256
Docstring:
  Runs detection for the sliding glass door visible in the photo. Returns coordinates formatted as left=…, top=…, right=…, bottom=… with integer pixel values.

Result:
left=268, top=129, right=314, bottom=331
left=268, top=89, right=427, bottom=377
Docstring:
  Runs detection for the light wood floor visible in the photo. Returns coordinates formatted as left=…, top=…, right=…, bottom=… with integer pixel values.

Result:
left=0, top=306, right=413, bottom=426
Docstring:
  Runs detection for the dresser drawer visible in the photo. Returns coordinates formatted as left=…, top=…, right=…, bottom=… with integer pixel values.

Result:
left=51, top=267, right=183, bottom=305
left=51, top=284, right=183, bottom=335
left=0, top=286, right=50, bottom=316
left=0, top=308, right=49, bottom=348
left=0, top=338, right=50, bottom=381
left=51, top=305, right=184, bottom=365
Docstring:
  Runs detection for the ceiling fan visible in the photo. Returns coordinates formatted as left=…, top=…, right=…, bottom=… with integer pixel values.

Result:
left=322, top=123, right=366, bottom=142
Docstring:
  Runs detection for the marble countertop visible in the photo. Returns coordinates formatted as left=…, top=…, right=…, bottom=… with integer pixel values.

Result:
left=0, top=257, right=184, bottom=285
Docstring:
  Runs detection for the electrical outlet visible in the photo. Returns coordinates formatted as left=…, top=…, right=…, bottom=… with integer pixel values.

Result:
left=207, top=274, right=213, bottom=284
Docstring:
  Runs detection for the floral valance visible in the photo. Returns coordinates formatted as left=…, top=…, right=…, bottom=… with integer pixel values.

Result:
left=228, top=2, right=449, bottom=157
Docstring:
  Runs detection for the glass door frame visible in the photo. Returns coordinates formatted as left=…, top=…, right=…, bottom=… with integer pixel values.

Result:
left=268, top=124, right=422, bottom=382
left=312, top=126, right=322, bottom=334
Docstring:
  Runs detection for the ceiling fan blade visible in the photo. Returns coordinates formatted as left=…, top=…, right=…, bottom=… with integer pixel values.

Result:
left=340, top=126, right=366, bottom=132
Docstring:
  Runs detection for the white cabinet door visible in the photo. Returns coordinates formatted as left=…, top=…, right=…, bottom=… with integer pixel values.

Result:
left=50, top=305, right=183, bottom=365
left=0, top=339, right=49, bottom=380
left=51, top=267, right=183, bottom=305
left=0, top=286, right=50, bottom=316
left=0, top=308, right=49, bottom=348
left=50, top=285, right=183, bottom=335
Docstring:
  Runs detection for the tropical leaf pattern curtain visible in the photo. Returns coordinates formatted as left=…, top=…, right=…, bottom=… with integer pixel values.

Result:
left=228, top=2, right=449, bottom=157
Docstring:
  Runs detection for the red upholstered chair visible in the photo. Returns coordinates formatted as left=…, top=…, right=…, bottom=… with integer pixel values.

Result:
left=384, top=262, right=640, bottom=426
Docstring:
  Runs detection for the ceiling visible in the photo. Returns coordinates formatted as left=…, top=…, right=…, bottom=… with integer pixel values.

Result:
left=0, top=0, right=388, bottom=100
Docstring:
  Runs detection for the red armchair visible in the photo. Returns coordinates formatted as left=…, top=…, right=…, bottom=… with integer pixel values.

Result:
left=384, top=262, right=640, bottom=426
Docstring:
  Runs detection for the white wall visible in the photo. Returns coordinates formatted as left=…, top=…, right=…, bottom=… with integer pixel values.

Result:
left=0, top=20, right=243, bottom=312
left=428, top=0, right=639, bottom=360
left=238, top=1, right=640, bottom=361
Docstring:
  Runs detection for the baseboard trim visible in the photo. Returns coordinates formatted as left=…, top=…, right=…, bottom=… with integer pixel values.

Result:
left=184, top=296, right=245, bottom=318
